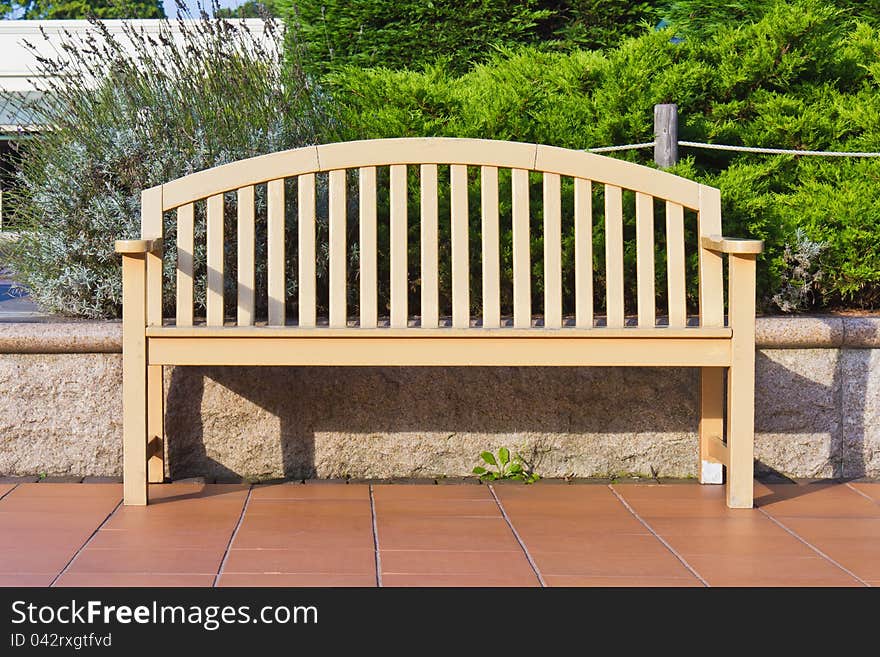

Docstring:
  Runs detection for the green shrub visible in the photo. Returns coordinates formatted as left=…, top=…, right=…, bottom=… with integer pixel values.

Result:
left=663, top=0, right=880, bottom=37
left=326, top=1, right=880, bottom=312
left=280, top=0, right=665, bottom=76
left=5, top=14, right=330, bottom=318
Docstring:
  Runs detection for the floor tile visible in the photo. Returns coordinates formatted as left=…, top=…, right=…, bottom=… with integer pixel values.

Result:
left=54, top=573, right=215, bottom=587
left=775, top=517, right=880, bottom=540
left=218, top=573, right=377, bottom=587
left=372, top=485, right=492, bottom=501
left=0, top=484, right=17, bottom=499
left=663, top=533, right=817, bottom=558
left=238, top=514, right=374, bottom=535
left=647, top=516, right=785, bottom=538
left=0, top=530, right=92, bottom=551
left=613, top=483, right=726, bottom=496
left=544, top=575, right=703, bottom=587
left=251, top=484, right=370, bottom=500
left=848, top=483, right=880, bottom=503
left=245, top=499, right=371, bottom=517
left=0, top=573, right=56, bottom=587
left=231, top=526, right=374, bottom=550
left=102, top=512, right=241, bottom=533
left=509, top=532, right=663, bottom=554
left=376, top=517, right=519, bottom=551
left=147, top=483, right=249, bottom=503
left=373, top=499, right=501, bottom=518
left=68, top=548, right=225, bottom=575
left=685, top=554, right=860, bottom=586
left=509, top=515, right=648, bottom=535
left=223, top=548, right=375, bottom=574
left=784, top=538, right=880, bottom=580
left=530, top=550, right=693, bottom=578
left=758, top=484, right=880, bottom=518
left=88, top=529, right=234, bottom=550
left=10, top=483, right=122, bottom=498
left=0, top=547, right=77, bottom=573
left=380, top=550, right=531, bottom=575
left=382, top=573, right=539, bottom=587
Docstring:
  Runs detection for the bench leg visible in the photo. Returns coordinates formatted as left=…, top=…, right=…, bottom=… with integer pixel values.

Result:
left=699, top=367, right=724, bottom=484
left=121, top=254, right=149, bottom=506
left=147, top=364, right=165, bottom=484
left=726, top=359, right=755, bottom=508
left=725, top=253, right=757, bottom=509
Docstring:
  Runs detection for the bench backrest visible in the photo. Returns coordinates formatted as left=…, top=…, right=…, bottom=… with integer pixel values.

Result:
left=140, top=138, right=725, bottom=330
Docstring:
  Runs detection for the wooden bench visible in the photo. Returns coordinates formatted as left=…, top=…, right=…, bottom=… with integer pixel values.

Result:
left=115, top=138, right=762, bottom=508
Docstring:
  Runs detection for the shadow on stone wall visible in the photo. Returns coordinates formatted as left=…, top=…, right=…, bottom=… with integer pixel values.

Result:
left=165, top=347, right=877, bottom=482
left=842, top=349, right=873, bottom=478
left=164, top=365, right=701, bottom=481
left=754, top=348, right=874, bottom=480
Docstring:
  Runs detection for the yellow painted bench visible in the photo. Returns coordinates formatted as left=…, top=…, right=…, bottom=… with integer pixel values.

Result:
left=115, top=138, right=762, bottom=508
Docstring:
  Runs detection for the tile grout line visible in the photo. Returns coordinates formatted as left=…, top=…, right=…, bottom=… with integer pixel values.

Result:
left=608, top=485, right=710, bottom=587
left=756, top=507, right=870, bottom=587
left=844, top=482, right=878, bottom=505
left=0, top=484, right=18, bottom=503
left=50, top=497, right=123, bottom=588
left=213, top=486, right=253, bottom=588
left=487, top=485, right=546, bottom=587
left=369, top=485, right=382, bottom=588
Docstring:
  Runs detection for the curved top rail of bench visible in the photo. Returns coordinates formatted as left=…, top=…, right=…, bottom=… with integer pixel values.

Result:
left=156, top=137, right=705, bottom=212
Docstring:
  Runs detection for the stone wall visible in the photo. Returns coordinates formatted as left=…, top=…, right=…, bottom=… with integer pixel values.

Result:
left=0, top=317, right=877, bottom=480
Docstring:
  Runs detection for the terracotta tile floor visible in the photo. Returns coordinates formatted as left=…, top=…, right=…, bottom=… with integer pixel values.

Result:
left=0, top=480, right=877, bottom=587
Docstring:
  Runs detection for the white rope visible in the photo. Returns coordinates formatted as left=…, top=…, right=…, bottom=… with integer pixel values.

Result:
left=585, top=140, right=880, bottom=157
left=587, top=142, right=654, bottom=153
left=678, top=140, right=880, bottom=157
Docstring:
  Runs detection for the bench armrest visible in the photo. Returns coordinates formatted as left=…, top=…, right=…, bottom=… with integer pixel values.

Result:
left=115, top=238, right=163, bottom=255
left=701, top=235, right=763, bottom=255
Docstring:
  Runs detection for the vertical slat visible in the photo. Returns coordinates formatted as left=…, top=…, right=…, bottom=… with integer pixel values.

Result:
left=512, top=168, right=531, bottom=329
left=329, top=169, right=347, bottom=328
left=206, top=193, right=224, bottom=326
left=574, top=179, right=593, bottom=328
left=604, top=184, right=624, bottom=328
left=543, top=172, right=562, bottom=328
left=298, top=174, right=316, bottom=328
left=359, top=167, right=378, bottom=328
left=666, top=201, right=687, bottom=328
left=175, top=203, right=194, bottom=327
left=450, top=164, right=469, bottom=328
left=635, top=192, right=655, bottom=327
left=420, top=164, right=439, bottom=328
left=390, top=164, right=408, bottom=328
left=267, top=179, right=286, bottom=326
left=236, top=186, right=255, bottom=326
left=142, top=187, right=163, bottom=328
left=698, top=185, right=724, bottom=328
left=481, top=166, right=500, bottom=328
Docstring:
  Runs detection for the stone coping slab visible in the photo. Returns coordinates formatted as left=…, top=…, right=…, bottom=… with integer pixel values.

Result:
left=0, top=316, right=878, bottom=353
left=0, top=319, right=122, bottom=353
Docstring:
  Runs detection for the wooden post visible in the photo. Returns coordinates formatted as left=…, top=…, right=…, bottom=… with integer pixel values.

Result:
left=654, top=104, right=678, bottom=168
